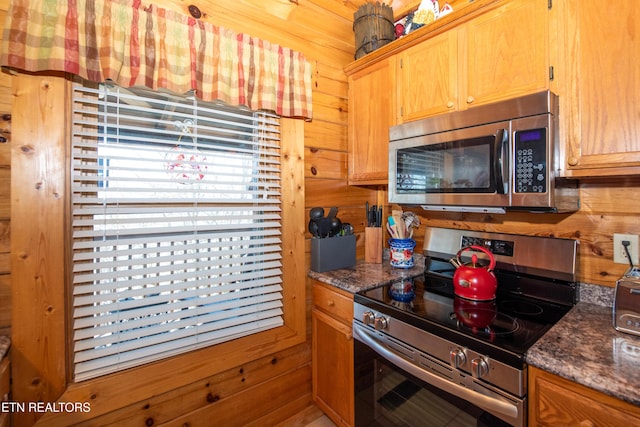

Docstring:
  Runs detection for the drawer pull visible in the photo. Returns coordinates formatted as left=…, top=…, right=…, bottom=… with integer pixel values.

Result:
left=327, top=300, right=335, bottom=307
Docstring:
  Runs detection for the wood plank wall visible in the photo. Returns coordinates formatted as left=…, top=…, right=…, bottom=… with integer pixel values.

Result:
left=402, top=176, right=640, bottom=289
left=1, top=0, right=638, bottom=425
left=0, top=0, right=11, bottom=338
left=0, top=0, right=387, bottom=425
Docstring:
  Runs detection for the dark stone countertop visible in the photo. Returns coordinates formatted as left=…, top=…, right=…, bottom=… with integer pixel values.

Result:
left=308, top=253, right=426, bottom=294
left=526, top=301, right=640, bottom=407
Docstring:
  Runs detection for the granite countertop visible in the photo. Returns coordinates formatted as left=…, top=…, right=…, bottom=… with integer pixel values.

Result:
left=308, top=253, right=426, bottom=294
left=527, top=300, right=640, bottom=407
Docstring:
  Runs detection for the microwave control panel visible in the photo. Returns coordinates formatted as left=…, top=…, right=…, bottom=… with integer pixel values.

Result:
left=514, top=128, right=547, bottom=193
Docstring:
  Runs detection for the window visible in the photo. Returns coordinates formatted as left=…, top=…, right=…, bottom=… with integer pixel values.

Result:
left=70, top=82, right=283, bottom=381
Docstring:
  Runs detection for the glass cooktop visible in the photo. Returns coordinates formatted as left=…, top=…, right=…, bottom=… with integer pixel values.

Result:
left=355, top=265, right=574, bottom=362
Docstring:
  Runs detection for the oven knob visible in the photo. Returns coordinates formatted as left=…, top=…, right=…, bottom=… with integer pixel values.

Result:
left=449, top=348, right=466, bottom=368
left=471, top=357, right=490, bottom=378
left=362, top=311, right=375, bottom=326
left=373, top=316, right=388, bottom=330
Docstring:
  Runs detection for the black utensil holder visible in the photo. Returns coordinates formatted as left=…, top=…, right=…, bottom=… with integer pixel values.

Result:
left=310, top=235, right=356, bottom=273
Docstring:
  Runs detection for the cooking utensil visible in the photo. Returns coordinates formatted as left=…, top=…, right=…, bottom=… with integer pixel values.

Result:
left=401, top=211, right=420, bottom=234
left=329, top=216, right=342, bottom=236
left=309, top=206, right=343, bottom=238
left=340, top=223, right=354, bottom=236
left=387, top=216, right=399, bottom=237
left=310, top=207, right=324, bottom=220
left=451, top=245, right=498, bottom=301
left=308, top=219, right=319, bottom=237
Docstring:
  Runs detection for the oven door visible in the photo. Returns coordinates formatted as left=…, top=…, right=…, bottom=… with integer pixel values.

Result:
left=353, top=323, right=525, bottom=427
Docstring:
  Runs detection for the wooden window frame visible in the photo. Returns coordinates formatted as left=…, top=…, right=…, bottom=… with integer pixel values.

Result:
left=10, top=72, right=306, bottom=425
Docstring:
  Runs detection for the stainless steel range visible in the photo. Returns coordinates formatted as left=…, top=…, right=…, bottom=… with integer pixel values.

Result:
left=353, top=227, right=578, bottom=427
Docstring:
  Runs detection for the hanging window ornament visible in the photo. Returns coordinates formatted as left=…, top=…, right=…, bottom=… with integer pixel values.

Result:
left=164, top=119, right=208, bottom=183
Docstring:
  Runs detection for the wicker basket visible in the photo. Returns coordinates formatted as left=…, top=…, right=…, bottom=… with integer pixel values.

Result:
left=353, top=2, right=395, bottom=59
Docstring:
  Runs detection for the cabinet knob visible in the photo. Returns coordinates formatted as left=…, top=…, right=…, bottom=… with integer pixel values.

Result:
left=327, top=300, right=335, bottom=307
left=578, top=421, right=595, bottom=427
left=466, top=96, right=475, bottom=104
left=446, top=101, right=454, bottom=109
left=567, top=156, right=579, bottom=166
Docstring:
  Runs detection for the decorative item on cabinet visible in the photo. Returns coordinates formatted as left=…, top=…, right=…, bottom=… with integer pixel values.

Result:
left=353, top=2, right=395, bottom=59
left=398, top=0, right=454, bottom=36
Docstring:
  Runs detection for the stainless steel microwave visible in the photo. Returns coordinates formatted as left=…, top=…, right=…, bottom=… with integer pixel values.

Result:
left=388, top=91, right=579, bottom=213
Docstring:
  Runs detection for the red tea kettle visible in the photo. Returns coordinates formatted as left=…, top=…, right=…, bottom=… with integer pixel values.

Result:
left=450, top=245, right=497, bottom=301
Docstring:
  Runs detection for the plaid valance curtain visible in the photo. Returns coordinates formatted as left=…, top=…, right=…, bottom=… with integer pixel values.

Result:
left=0, top=0, right=313, bottom=119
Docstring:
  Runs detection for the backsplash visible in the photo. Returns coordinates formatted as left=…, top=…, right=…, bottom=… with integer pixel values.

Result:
left=580, top=282, right=614, bottom=308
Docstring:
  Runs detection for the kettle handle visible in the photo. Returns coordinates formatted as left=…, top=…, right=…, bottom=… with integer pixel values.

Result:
left=456, top=245, right=496, bottom=271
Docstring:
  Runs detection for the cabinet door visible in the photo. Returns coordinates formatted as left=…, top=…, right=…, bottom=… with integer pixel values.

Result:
left=347, top=57, right=396, bottom=185
left=460, top=0, right=549, bottom=108
left=529, top=366, right=640, bottom=426
left=557, top=0, right=640, bottom=176
left=312, top=308, right=354, bottom=427
left=398, top=30, right=458, bottom=122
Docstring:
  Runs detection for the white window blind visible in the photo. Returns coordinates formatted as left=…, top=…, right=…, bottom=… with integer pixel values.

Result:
left=70, top=82, right=283, bottom=381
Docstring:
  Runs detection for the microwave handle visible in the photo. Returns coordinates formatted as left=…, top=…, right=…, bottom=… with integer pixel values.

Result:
left=494, top=129, right=508, bottom=194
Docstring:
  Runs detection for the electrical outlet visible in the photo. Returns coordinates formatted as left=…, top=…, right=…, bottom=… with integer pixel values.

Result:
left=613, top=233, right=639, bottom=265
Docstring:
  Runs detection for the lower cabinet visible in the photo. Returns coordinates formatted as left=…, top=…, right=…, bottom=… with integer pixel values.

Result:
left=529, top=366, right=640, bottom=426
left=0, top=358, right=9, bottom=427
left=311, top=280, right=354, bottom=427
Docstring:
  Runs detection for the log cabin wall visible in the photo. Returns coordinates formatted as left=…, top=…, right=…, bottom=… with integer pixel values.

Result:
left=402, top=176, right=640, bottom=289
left=0, top=0, right=11, bottom=338
left=0, top=0, right=638, bottom=425
left=0, top=0, right=392, bottom=425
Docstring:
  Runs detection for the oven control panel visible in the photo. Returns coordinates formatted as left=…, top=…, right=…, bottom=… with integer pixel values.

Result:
left=461, top=236, right=514, bottom=257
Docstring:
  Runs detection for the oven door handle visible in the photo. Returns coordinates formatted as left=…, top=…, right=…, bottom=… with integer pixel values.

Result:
left=353, top=323, right=518, bottom=420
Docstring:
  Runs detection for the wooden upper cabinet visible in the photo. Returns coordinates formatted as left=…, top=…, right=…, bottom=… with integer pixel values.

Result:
left=398, top=30, right=458, bottom=122
left=397, top=0, right=549, bottom=124
left=555, top=0, right=640, bottom=176
left=460, top=0, right=549, bottom=108
left=347, top=56, right=396, bottom=185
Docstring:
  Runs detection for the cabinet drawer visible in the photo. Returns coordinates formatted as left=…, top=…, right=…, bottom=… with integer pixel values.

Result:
left=312, top=283, right=353, bottom=324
